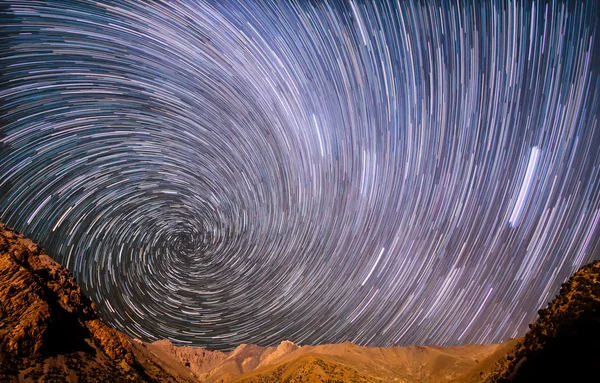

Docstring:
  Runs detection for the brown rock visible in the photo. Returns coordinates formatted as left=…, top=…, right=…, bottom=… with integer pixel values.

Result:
left=86, top=319, right=135, bottom=364
left=149, top=339, right=227, bottom=376
left=486, top=260, right=600, bottom=382
left=0, top=223, right=132, bottom=368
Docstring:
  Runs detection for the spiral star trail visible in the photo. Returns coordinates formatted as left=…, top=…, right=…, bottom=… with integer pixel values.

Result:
left=1, top=0, right=600, bottom=351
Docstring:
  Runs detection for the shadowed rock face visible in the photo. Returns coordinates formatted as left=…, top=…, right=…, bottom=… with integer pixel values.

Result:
left=0, top=223, right=194, bottom=382
left=149, top=339, right=228, bottom=377
left=0, top=223, right=132, bottom=363
left=486, top=260, right=600, bottom=382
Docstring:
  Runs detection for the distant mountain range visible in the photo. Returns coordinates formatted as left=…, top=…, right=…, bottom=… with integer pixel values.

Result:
left=0, top=222, right=598, bottom=382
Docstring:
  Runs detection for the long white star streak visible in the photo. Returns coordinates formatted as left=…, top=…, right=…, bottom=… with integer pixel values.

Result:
left=0, top=1, right=599, bottom=351
left=509, top=147, right=540, bottom=227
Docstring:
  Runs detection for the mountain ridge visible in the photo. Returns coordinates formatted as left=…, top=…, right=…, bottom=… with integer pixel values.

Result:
left=1, top=222, right=598, bottom=382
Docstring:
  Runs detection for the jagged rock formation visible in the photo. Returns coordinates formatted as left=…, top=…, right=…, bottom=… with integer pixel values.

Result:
left=148, top=340, right=227, bottom=379
left=0, top=223, right=194, bottom=382
left=0, top=224, right=101, bottom=358
left=147, top=340, right=301, bottom=382
left=486, top=260, right=600, bottom=382
left=255, top=340, right=298, bottom=369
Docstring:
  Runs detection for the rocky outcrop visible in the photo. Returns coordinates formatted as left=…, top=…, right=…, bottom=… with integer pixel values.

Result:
left=0, top=223, right=133, bottom=365
left=0, top=223, right=191, bottom=382
left=256, top=340, right=297, bottom=368
left=147, top=340, right=300, bottom=382
left=149, top=339, right=227, bottom=376
left=201, top=343, right=273, bottom=382
left=486, top=260, right=600, bottom=382
left=86, top=319, right=135, bottom=364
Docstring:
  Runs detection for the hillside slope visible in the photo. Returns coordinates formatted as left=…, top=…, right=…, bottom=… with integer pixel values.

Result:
left=485, top=260, right=600, bottom=382
left=224, top=342, right=510, bottom=383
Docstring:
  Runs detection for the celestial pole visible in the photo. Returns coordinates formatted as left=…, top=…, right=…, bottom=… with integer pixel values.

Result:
left=1, top=0, right=600, bottom=350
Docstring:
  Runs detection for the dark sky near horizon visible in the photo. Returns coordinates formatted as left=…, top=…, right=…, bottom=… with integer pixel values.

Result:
left=1, top=0, right=599, bottom=351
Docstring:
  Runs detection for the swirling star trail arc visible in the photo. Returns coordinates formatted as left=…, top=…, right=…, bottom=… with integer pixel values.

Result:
left=1, top=0, right=599, bottom=350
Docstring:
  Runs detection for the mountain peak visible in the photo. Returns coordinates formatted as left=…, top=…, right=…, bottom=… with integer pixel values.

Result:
left=275, top=339, right=298, bottom=355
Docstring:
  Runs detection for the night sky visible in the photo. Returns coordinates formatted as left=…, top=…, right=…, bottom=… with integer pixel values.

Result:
left=1, top=0, right=600, bottom=351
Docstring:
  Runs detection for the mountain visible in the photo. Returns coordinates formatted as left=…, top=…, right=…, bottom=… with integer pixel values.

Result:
left=0, top=223, right=196, bottom=382
left=1, top=222, right=598, bottom=382
left=229, top=342, right=514, bottom=383
left=483, top=260, right=600, bottom=382
left=150, top=339, right=512, bottom=383
left=0, top=223, right=508, bottom=382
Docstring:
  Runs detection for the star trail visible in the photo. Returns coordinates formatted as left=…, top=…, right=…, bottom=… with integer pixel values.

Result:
left=1, top=0, right=600, bottom=351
